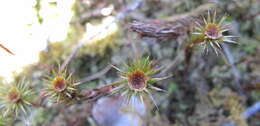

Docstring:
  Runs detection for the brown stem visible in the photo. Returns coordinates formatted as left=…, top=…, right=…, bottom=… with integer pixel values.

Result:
left=80, top=80, right=125, bottom=102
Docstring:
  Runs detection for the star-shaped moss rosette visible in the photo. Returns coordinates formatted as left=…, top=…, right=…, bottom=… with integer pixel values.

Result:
left=0, top=79, right=33, bottom=117
left=191, top=10, right=238, bottom=55
left=44, top=69, right=80, bottom=104
left=111, top=57, right=171, bottom=108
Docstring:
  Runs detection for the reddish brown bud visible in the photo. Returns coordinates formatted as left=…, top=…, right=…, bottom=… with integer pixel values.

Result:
left=52, top=77, right=67, bottom=92
left=7, top=88, right=20, bottom=103
left=205, top=24, right=220, bottom=39
left=127, top=71, right=148, bottom=91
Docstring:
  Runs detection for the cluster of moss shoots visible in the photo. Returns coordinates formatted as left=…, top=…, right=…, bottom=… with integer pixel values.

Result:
left=0, top=10, right=239, bottom=125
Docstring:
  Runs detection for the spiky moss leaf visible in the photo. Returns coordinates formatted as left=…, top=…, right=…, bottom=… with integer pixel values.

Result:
left=0, top=79, right=34, bottom=117
left=111, top=57, right=171, bottom=108
left=44, top=68, right=81, bottom=104
left=124, top=57, right=158, bottom=77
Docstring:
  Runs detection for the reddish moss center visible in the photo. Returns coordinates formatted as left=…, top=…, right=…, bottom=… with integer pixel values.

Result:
left=205, top=24, right=219, bottom=39
left=8, top=88, right=20, bottom=103
left=52, top=77, right=67, bottom=92
left=127, top=71, right=148, bottom=90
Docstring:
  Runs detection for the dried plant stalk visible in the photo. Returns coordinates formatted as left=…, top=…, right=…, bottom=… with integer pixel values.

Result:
left=128, top=19, right=191, bottom=41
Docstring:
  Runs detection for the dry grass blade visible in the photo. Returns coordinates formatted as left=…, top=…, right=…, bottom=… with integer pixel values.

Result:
left=0, top=44, right=14, bottom=55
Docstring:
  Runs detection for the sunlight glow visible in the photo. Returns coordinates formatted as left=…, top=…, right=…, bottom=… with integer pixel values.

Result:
left=101, top=5, right=114, bottom=16
left=83, top=16, right=118, bottom=44
left=0, top=0, right=75, bottom=82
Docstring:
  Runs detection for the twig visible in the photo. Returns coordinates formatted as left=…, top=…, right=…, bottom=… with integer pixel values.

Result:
left=61, top=0, right=143, bottom=71
left=127, top=29, right=139, bottom=59
left=128, top=20, right=188, bottom=40
left=74, top=6, right=106, bottom=24
left=160, top=51, right=184, bottom=75
left=241, top=101, right=260, bottom=119
left=79, top=65, right=112, bottom=84
left=36, top=79, right=124, bottom=108
left=0, top=44, right=14, bottom=55
left=163, top=3, right=216, bottom=22
left=222, top=44, right=244, bottom=96
left=80, top=80, right=125, bottom=102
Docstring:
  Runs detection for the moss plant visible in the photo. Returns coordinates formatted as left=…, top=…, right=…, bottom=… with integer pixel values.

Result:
left=0, top=79, right=34, bottom=117
left=111, top=57, right=171, bottom=108
left=44, top=68, right=80, bottom=104
left=191, top=10, right=238, bottom=55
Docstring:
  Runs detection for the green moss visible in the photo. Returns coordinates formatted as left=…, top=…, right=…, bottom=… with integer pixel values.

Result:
left=31, top=108, right=58, bottom=125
